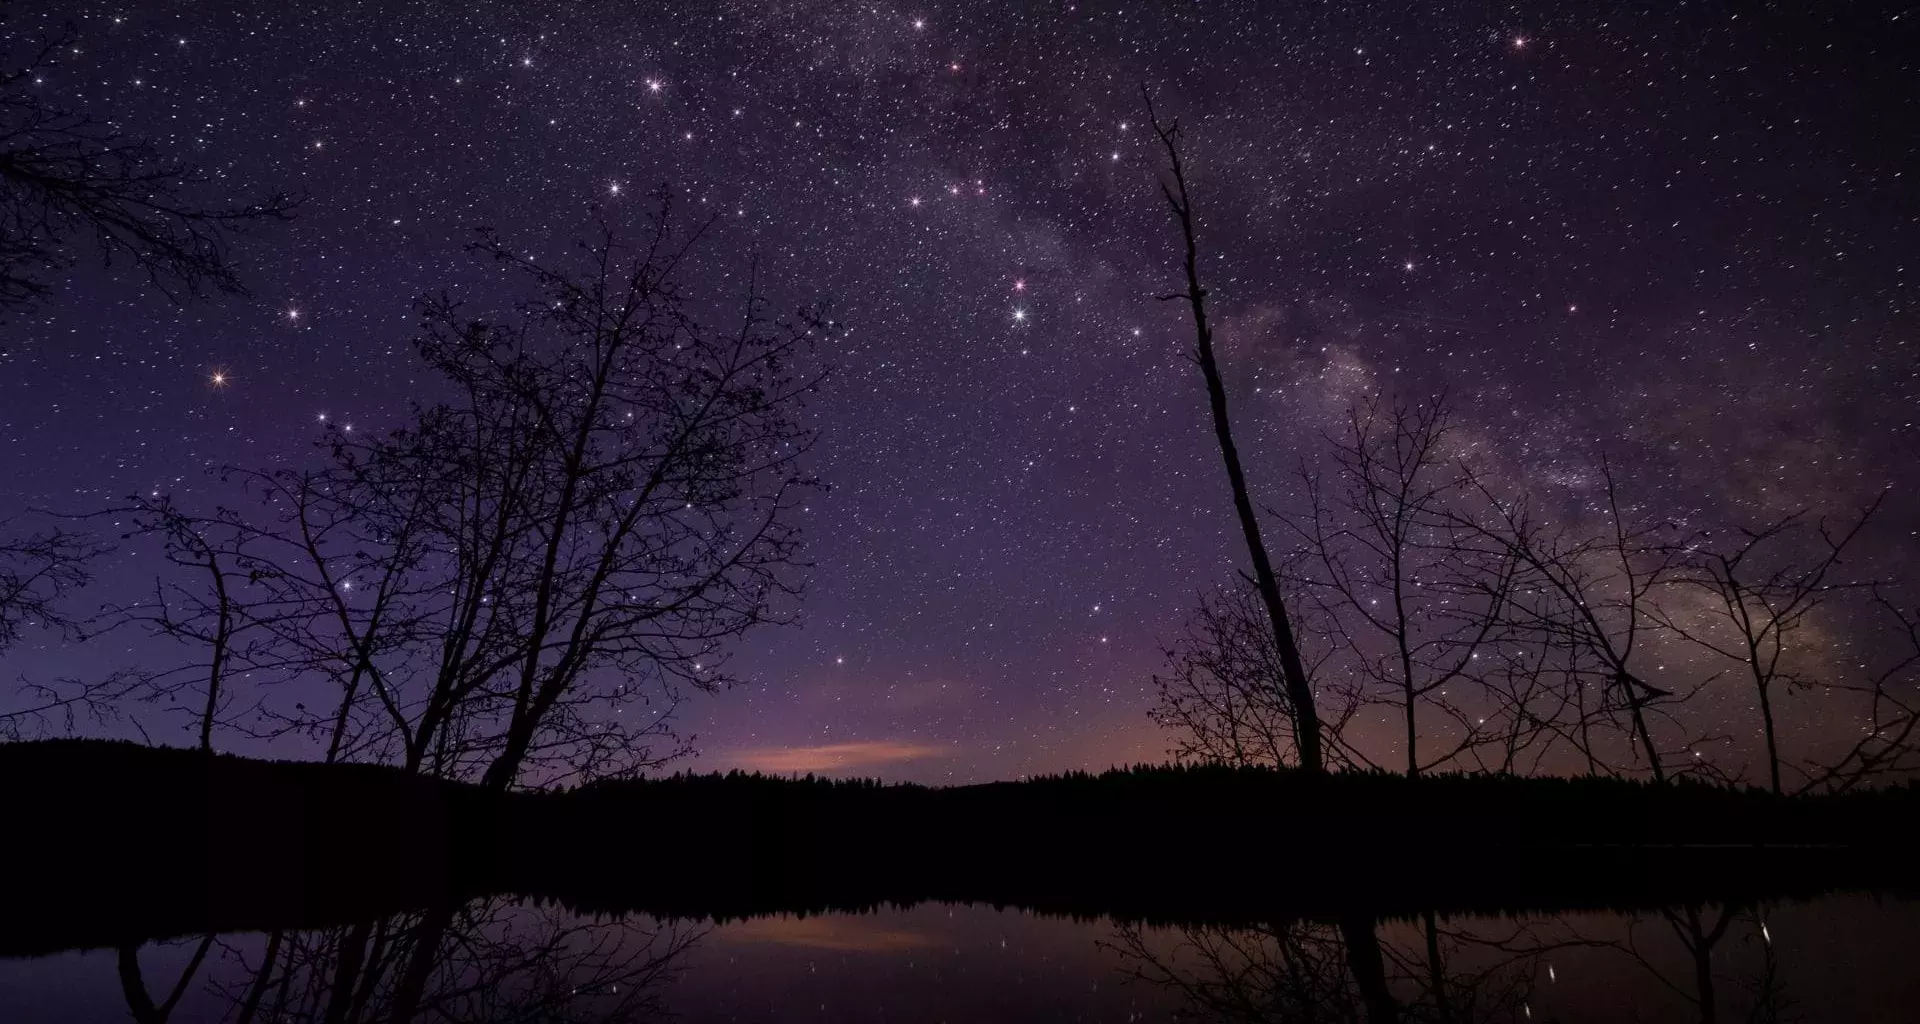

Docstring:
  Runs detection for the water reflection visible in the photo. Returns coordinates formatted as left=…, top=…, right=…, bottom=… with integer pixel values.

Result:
left=1107, top=901, right=1899, bottom=1023
left=8, top=895, right=1916, bottom=1022
left=109, top=899, right=697, bottom=1024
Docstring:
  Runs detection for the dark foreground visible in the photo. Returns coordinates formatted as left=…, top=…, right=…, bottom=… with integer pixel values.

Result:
left=5, top=740, right=1919, bottom=1022
left=4, top=739, right=1916, bottom=957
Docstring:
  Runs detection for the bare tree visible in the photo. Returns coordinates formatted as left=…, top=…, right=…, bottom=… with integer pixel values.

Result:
left=1656, top=496, right=1882, bottom=794
left=1465, top=462, right=1710, bottom=782
left=0, top=521, right=128, bottom=741
left=1151, top=581, right=1362, bottom=769
left=1793, top=588, right=1920, bottom=794
left=0, top=24, right=295, bottom=322
left=1143, top=86, right=1324, bottom=773
left=0, top=521, right=101, bottom=652
left=1276, top=395, right=1524, bottom=777
left=119, top=196, right=829, bottom=790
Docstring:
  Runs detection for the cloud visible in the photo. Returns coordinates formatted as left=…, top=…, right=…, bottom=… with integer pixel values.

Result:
left=718, top=915, right=937, bottom=953
left=723, top=740, right=949, bottom=775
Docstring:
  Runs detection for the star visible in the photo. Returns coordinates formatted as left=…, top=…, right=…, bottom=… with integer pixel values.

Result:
left=1011, top=308, right=1028, bottom=324
left=209, top=370, right=229, bottom=388
left=908, top=196, right=922, bottom=207
left=646, top=78, right=663, bottom=93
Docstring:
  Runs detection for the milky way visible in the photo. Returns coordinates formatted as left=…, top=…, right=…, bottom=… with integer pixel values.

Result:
left=4, top=1, right=1914, bottom=780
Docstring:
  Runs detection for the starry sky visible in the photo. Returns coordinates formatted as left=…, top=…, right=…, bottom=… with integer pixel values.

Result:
left=3, top=1, right=1915, bottom=782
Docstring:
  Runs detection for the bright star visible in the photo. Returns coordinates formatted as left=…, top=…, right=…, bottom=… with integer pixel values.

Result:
left=209, top=370, right=229, bottom=388
left=1012, top=308, right=1028, bottom=324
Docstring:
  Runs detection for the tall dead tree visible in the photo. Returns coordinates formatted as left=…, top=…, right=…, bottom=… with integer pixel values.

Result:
left=1143, top=87, right=1324, bottom=774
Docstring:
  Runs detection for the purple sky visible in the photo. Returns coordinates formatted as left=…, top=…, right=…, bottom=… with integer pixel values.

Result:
left=3, top=1, right=1915, bottom=782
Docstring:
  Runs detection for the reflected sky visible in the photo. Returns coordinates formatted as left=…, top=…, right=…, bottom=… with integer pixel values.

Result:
left=4, top=896, right=1916, bottom=1022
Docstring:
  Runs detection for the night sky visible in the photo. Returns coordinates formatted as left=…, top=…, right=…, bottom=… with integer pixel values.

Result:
left=3, top=1, right=1915, bottom=782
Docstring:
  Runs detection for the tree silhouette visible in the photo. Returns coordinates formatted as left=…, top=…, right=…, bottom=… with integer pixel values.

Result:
left=1143, top=86, right=1325, bottom=774
left=1655, top=495, right=1883, bottom=794
left=0, top=521, right=99, bottom=653
left=1151, top=581, right=1351, bottom=769
left=0, top=24, right=295, bottom=323
left=1275, top=394, right=1524, bottom=777
left=115, top=195, right=830, bottom=787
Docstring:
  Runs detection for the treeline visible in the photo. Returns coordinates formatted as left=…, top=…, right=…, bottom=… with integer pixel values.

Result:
left=7, top=740, right=1917, bottom=955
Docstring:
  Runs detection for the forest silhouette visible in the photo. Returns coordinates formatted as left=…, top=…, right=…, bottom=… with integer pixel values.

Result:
left=5, top=737, right=1915, bottom=961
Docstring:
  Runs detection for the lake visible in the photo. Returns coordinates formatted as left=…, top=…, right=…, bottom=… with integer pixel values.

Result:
left=3, top=892, right=1915, bottom=1021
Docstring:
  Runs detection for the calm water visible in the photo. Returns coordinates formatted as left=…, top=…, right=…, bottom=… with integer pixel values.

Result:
left=2, top=894, right=1915, bottom=1021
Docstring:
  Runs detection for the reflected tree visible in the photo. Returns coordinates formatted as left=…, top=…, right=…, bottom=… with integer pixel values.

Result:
left=1142, top=86, right=1325, bottom=773
left=109, top=897, right=698, bottom=1024
left=116, top=935, right=216, bottom=1024
left=1107, top=912, right=1561, bottom=1024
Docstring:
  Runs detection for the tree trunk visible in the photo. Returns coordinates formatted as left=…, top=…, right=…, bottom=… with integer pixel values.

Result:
left=233, top=928, right=283, bottom=1024
left=1757, top=679, right=1783, bottom=795
left=1147, top=93, right=1324, bottom=773
left=387, top=902, right=458, bottom=1024
left=1422, top=909, right=1452, bottom=1023
left=1339, top=916, right=1400, bottom=1023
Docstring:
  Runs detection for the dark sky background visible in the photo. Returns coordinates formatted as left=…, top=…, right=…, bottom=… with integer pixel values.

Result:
left=3, top=1, right=1915, bottom=782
